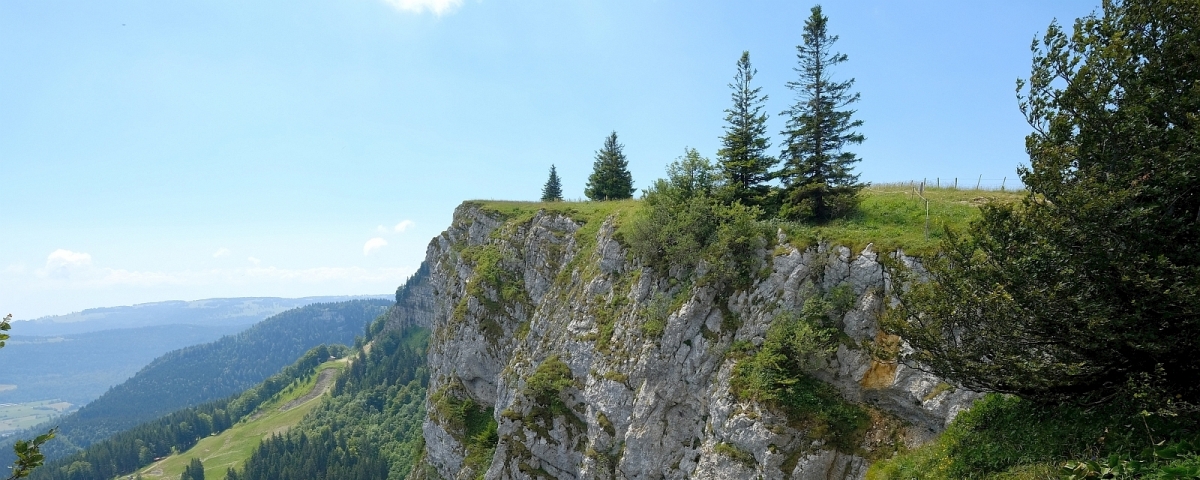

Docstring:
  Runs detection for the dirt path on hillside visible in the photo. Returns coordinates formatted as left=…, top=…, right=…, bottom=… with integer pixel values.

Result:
left=278, top=367, right=337, bottom=412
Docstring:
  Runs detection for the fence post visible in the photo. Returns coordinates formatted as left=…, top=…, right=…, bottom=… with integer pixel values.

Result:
left=1001, top=177, right=1006, bottom=191
left=976, top=174, right=982, bottom=190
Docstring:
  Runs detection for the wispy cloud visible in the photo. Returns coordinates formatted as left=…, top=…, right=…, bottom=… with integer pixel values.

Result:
left=38, top=249, right=93, bottom=279
left=394, top=220, right=415, bottom=233
left=248, top=257, right=262, bottom=265
left=364, top=238, right=388, bottom=255
left=382, top=0, right=464, bottom=15
left=212, top=248, right=230, bottom=258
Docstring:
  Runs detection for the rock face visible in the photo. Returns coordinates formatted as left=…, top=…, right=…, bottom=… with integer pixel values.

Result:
left=395, top=202, right=979, bottom=480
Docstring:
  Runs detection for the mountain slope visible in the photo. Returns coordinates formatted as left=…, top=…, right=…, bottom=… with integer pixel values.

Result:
left=0, top=324, right=244, bottom=406
left=24, top=345, right=348, bottom=480
left=10, top=295, right=387, bottom=336
left=0, top=299, right=389, bottom=465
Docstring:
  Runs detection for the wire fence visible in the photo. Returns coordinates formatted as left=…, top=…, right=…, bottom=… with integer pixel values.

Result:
left=875, top=175, right=1024, bottom=191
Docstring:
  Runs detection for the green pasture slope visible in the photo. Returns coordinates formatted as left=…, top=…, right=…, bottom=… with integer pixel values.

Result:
left=127, top=360, right=348, bottom=480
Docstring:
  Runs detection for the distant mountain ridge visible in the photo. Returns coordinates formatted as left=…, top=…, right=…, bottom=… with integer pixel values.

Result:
left=10, top=295, right=390, bottom=336
left=0, top=298, right=392, bottom=466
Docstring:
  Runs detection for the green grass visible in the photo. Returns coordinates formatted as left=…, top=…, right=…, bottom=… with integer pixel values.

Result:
left=471, top=187, right=1023, bottom=258
left=778, top=184, right=1025, bottom=256
left=129, top=361, right=347, bottom=480
left=467, top=199, right=639, bottom=229
left=0, top=399, right=72, bottom=434
left=866, top=394, right=1200, bottom=480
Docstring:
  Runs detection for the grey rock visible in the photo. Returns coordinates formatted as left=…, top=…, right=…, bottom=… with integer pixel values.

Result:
left=397, top=203, right=980, bottom=479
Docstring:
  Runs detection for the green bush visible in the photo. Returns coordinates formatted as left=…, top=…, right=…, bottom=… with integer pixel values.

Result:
left=868, top=394, right=1200, bottom=480
left=730, top=293, right=869, bottom=451
left=524, top=356, right=575, bottom=418
left=626, top=152, right=768, bottom=289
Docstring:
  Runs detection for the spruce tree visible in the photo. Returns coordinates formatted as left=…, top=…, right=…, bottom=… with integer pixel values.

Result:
left=778, top=5, right=865, bottom=222
left=540, top=165, right=563, bottom=202
left=182, top=458, right=205, bottom=480
left=584, top=131, right=635, bottom=201
left=717, top=51, right=776, bottom=209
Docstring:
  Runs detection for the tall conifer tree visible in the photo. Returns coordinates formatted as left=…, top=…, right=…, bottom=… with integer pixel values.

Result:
left=182, top=458, right=205, bottom=480
left=541, top=165, right=563, bottom=202
left=778, top=5, right=865, bottom=222
left=717, top=51, right=776, bottom=209
left=584, top=132, right=635, bottom=201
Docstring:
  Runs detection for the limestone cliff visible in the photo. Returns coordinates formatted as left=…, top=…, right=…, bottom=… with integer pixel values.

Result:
left=393, top=202, right=978, bottom=480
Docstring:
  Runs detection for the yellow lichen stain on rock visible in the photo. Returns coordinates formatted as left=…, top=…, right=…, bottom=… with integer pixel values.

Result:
left=860, top=332, right=901, bottom=389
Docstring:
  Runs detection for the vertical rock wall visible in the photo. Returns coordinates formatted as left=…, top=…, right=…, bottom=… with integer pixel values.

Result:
left=400, top=203, right=978, bottom=480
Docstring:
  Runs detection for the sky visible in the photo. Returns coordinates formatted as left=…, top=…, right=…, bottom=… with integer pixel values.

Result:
left=1, top=0, right=1101, bottom=319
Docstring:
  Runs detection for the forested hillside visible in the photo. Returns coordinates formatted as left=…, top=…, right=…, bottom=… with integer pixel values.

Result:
left=0, top=299, right=389, bottom=466
left=0, top=324, right=244, bottom=406
left=227, top=324, right=431, bottom=479
left=25, top=345, right=347, bottom=480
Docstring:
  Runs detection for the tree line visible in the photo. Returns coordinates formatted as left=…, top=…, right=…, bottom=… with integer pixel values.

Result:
left=23, top=345, right=346, bottom=480
left=541, top=6, right=864, bottom=223
left=0, top=299, right=390, bottom=469
left=223, top=325, right=431, bottom=479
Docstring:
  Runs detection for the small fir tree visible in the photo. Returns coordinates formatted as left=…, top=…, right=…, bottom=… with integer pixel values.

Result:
left=182, top=457, right=205, bottom=480
left=540, top=165, right=563, bottom=202
left=717, top=51, right=776, bottom=210
left=777, top=5, right=865, bottom=222
left=584, top=132, right=635, bottom=201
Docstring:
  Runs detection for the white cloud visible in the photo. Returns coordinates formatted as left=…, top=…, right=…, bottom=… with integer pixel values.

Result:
left=382, top=0, right=463, bottom=15
left=248, top=257, right=262, bottom=265
left=394, top=220, right=415, bottom=233
left=212, top=248, right=230, bottom=258
left=46, top=249, right=92, bottom=268
left=37, top=249, right=93, bottom=279
left=363, top=237, right=388, bottom=255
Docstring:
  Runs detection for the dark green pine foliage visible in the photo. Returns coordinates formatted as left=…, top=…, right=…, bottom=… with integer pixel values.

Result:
left=886, top=0, right=1200, bottom=405
left=717, top=51, right=776, bottom=210
left=778, top=5, right=865, bottom=222
left=584, top=132, right=635, bottom=201
left=182, top=458, right=205, bottom=480
left=26, top=345, right=344, bottom=480
left=541, top=165, right=564, bottom=202
left=227, top=326, right=430, bottom=480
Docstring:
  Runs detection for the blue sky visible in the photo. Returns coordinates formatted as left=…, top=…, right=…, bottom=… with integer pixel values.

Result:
left=1, top=0, right=1098, bottom=318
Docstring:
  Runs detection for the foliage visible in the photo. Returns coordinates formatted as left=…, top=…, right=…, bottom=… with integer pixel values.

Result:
left=0, top=300, right=387, bottom=466
left=730, top=290, right=868, bottom=451
left=717, top=51, right=777, bottom=210
left=778, top=5, right=865, bottom=222
left=229, top=327, right=431, bottom=480
left=181, top=457, right=205, bottom=480
left=540, top=165, right=564, bottom=202
left=626, top=150, right=769, bottom=289
left=884, top=0, right=1200, bottom=405
left=867, top=394, right=1200, bottom=480
left=6, top=430, right=55, bottom=480
left=26, top=345, right=345, bottom=480
left=524, top=355, right=575, bottom=418
left=585, top=131, right=635, bottom=201
left=0, top=313, right=9, bottom=349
